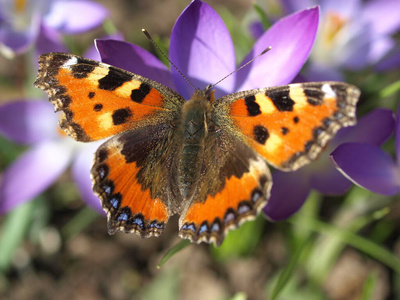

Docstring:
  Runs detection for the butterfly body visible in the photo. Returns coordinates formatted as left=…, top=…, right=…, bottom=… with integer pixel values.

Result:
left=34, top=52, right=359, bottom=245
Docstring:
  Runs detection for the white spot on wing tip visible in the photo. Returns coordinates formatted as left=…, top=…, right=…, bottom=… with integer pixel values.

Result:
left=322, top=83, right=336, bottom=98
left=63, top=56, right=78, bottom=67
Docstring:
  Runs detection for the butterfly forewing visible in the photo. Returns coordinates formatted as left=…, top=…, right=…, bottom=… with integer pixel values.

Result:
left=216, top=82, right=359, bottom=171
left=34, top=52, right=184, bottom=142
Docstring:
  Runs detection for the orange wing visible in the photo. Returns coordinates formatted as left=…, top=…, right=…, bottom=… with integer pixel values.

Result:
left=178, top=138, right=271, bottom=246
left=34, top=52, right=184, bottom=142
left=92, top=123, right=179, bottom=238
left=216, top=82, right=359, bottom=171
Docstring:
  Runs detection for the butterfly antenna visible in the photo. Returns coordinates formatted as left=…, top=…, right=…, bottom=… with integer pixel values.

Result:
left=142, top=29, right=198, bottom=91
left=208, top=46, right=272, bottom=90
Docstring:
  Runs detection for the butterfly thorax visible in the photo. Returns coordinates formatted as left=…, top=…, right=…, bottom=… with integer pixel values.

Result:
left=178, top=90, right=213, bottom=200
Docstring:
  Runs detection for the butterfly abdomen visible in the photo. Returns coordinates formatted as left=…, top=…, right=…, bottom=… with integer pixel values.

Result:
left=178, top=92, right=212, bottom=199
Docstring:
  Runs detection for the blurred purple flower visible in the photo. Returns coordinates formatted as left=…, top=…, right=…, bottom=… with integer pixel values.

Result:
left=0, top=41, right=110, bottom=215
left=331, top=105, right=400, bottom=196
left=0, top=100, right=104, bottom=215
left=97, top=0, right=319, bottom=99
left=0, top=0, right=319, bottom=219
left=255, top=0, right=400, bottom=81
left=264, top=109, right=396, bottom=220
left=0, top=0, right=108, bottom=57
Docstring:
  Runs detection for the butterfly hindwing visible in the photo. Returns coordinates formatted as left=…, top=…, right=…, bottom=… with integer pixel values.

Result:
left=216, top=82, right=359, bottom=171
left=92, top=123, right=181, bottom=238
left=34, top=52, right=184, bottom=142
left=178, top=128, right=272, bottom=246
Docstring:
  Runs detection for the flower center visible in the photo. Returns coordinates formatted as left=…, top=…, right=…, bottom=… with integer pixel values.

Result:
left=322, top=12, right=347, bottom=47
left=14, top=0, right=27, bottom=13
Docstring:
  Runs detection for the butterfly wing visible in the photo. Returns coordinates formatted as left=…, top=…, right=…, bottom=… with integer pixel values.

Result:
left=34, top=52, right=184, bottom=142
left=215, top=82, right=359, bottom=171
left=91, top=123, right=182, bottom=238
left=178, top=125, right=272, bottom=246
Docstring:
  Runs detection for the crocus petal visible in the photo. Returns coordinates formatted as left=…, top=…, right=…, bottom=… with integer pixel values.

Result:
left=331, top=143, right=400, bottom=196
left=309, top=163, right=352, bottom=194
left=376, top=47, right=400, bottom=72
left=71, top=144, right=105, bottom=215
left=264, top=170, right=310, bottom=221
left=35, top=23, right=68, bottom=56
left=236, top=7, right=319, bottom=91
left=96, top=39, right=175, bottom=89
left=84, top=34, right=123, bottom=60
left=320, top=0, right=361, bottom=19
left=0, top=141, right=73, bottom=214
left=0, top=16, right=40, bottom=57
left=361, top=0, right=400, bottom=37
left=0, top=100, right=58, bottom=144
left=333, top=108, right=395, bottom=147
left=305, top=62, right=344, bottom=81
left=396, top=104, right=400, bottom=165
left=281, top=0, right=316, bottom=14
left=170, top=0, right=236, bottom=99
left=43, top=0, right=108, bottom=34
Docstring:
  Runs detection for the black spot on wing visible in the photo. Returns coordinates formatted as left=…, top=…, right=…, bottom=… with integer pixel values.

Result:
left=253, top=125, right=269, bottom=145
left=93, top=103, right=103, bottom=111
left=112, top=108, right=132, bottom=125
left=267, top=90, right=295, bottom=111
left=71, top=63, right=96, bottom=79
left=131, top=83, right=151, bottom=103
left=88, top=91, right=95, bottom=99
left=244, top=95, right=261, bottom=116
left=98, top=66, right=132, bottom=91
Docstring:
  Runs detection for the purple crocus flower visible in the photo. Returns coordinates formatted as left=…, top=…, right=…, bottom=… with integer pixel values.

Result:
left=331, top=105, right=400, bottom=196
left=0, top=0, right=108, bottom=57
left=277, top=0, right=400, bottom=81
left=97, top=0, right=319, bottom=98
left=264, top=109, right=395, bottom=220
left=1, top=0, right=318, bottom=218
left=0, top=38, right=110, bottom=215
left=97, top=0, right=319, bottom=220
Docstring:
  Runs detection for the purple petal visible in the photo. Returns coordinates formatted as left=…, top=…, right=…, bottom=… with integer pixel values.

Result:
left=281, top=0, right=316, bottom=14
left=333, top=108, right=395, bottom=147
left=305, top=62, right=344, bottom=82
left=309, top=163, right=352, bottom=194
left=71, top=144, right=105, bottom=215
left=43, top=0, right=108, bottom=34
left=84, top=34, right=123, bottom=60
left=0, top=16, right=40, bottom=56
left=320, top=0, right=361, bottom=19
left=331, top=143, right=400, bottom=196
left=264, top=170, right=311, bottom=221
left=96, top=39, right=175, bottom=89
left=361, top=0, right=400, bottom=37
left=376, top=47, right=400, bottom=72
left=170, top=0, right=236, bottom=99
left=249, top=21, right=264, bottom=40
left=0, top=100, right=58, bottom=144
left=236, top=7, right=319, bottom=91
left=0, top=141, right=72, bottom=214
left=35, top=23, right=68, bottom=56
left=396, top=104, right=400, bottom=164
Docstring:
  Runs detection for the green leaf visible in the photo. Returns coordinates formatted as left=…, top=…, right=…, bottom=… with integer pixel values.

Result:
left=61, top=207, right=99, bottom=240
left=289, top=216, right=400, bottom=274
left=158, top=240, right=191, bottom=269
left=211, top=215, right=266, bottom=261
left=360, top=272, right=378, bottom=300
left=253, top=4, right=272, bottom=29
left=0, top=199, right=36, bottom=272
left=380, top=79, right=400, bottom=98
left=269, top=236, right=312, bottom=300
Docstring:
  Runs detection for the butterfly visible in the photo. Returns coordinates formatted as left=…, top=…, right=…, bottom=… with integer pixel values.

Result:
left=34, top=52, right=359, bottom=246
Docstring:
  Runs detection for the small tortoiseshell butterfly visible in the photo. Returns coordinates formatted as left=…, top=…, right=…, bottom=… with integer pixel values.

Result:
left=34, top=52, right=359, bottom=245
